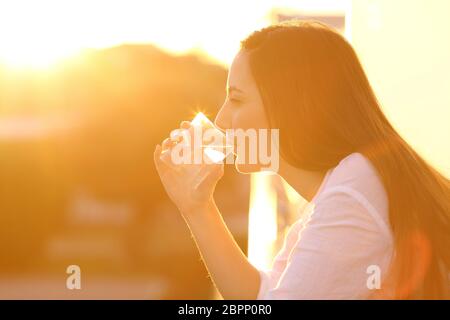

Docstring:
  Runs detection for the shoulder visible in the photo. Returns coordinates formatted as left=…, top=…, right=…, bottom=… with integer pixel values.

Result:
left=316, top=152, right=388, bottom=214
left=324, top=152, right=382, bottom=191
left=311, top=152, right=391, bottom=239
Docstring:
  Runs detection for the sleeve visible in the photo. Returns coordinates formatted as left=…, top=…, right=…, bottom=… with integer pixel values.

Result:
left=256, top=188, right=393, bottom=300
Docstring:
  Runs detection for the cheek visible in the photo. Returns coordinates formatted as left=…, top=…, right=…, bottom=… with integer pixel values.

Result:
left=229, top=107, right=249, bottom=129
left=231, top=103, right=268, bottom=130
left=229, top=103, right=270, bottom=174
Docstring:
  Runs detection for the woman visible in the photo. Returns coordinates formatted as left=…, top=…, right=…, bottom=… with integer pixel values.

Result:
left=154, top=20, right=450, bottom=299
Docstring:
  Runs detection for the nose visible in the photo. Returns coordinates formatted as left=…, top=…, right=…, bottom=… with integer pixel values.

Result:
left=214, top=103, right=231, bottom=131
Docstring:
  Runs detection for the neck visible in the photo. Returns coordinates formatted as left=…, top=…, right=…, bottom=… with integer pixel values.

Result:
left=278, top=159, right=330, bottom=202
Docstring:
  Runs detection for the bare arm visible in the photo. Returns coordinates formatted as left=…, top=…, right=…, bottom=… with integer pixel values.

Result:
left=182, top=199, right=260, bottom=300
left=153, top=121, right=261, bottom=299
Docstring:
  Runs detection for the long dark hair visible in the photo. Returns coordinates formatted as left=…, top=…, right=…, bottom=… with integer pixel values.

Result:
left=240, top=20, right=450, bottom=299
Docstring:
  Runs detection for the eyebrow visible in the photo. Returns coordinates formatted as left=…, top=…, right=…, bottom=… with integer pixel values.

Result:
left=227, top=86, right=244, bottom=95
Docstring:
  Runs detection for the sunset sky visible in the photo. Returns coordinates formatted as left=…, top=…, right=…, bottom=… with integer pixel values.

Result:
left=0, top=0, right=448, bottom=284
left=0, top=0, right=448, bottom=175
left=0, top=0, right=349, bottom=68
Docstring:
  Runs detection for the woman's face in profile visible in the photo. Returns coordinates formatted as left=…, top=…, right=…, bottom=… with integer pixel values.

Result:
left=215, top=51, right=272, bottom=173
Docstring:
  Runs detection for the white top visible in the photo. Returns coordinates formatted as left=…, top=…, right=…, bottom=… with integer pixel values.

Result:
left=256, top=152, right=394, bottom=299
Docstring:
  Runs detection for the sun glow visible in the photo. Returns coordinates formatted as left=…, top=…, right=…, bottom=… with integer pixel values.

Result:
left=0, top=0, right=276, bottom=69
left=0, top=1, right=84, bottom=69
left=0, top=43, right=81, bottom=70
left=0, top=0, right=350, bottom=69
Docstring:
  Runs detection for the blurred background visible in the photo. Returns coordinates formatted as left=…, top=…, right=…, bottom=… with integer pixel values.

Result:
left=0, top=0, right=449, bottom=299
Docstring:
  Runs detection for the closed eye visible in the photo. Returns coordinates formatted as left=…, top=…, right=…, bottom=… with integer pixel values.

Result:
left=228, top=96, right=242, bottom=104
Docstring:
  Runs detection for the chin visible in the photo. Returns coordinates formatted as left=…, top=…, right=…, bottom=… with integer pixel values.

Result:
left=233, top=153, right=280, bottom=174
left=234, top=162, right=261, bottom=174
left=234, top=155, right=261, bottom=174
left=234, top=161, right=279, bottom=175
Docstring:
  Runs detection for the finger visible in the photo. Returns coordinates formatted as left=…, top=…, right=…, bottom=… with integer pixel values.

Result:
left=162, top=138, right=175, bottom=151
left=153, top=144, right=163, bottom=167
left=153, top=144, right=170, bottom=172
left=170, top=129, right=185, bottom=142
left=180, top=121, right=191, bottom=129
left=171, top=128, right=192, bottom=147
left=170, top=137, right=181, bottom=145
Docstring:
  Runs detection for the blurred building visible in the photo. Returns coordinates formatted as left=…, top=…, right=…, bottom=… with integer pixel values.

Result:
left=0, top=44, right=249, bottom=299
